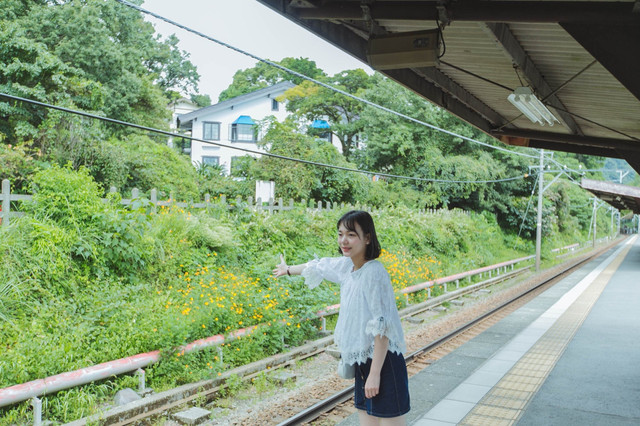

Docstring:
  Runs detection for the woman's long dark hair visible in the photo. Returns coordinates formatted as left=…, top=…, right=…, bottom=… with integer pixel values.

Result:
left=337, top=210, right=382, bottom=260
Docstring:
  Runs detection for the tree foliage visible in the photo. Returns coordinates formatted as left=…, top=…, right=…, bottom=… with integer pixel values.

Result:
left=284, top=69, right=376, bottom=161
left=0, top=0, right=206, bottom=196
left=218, top=57, right=325, bottom=102
left=250, top=118, right=367, bottom=202
left=1, top=0, right=200, bottom=137
left=356, top=75, right=535, bottom=220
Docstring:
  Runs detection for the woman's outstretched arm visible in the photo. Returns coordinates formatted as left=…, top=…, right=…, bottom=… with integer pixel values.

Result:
left=273, top=254, right=307, bottom=278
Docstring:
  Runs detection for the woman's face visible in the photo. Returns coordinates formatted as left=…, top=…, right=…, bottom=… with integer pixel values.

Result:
left=338, top=221, right=369, bottom=261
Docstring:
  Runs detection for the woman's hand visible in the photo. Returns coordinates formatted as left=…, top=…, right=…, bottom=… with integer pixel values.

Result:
left=272, top=254, right=288, bottom=278
left=364, top=371, right=381, bottom=399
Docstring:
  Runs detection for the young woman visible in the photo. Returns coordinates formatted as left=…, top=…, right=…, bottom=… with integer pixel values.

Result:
left=273, top=210, right=410, bottom=425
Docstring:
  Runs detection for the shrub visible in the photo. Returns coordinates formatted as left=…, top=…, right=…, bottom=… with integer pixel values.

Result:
left=110, top=134, right=199, bottom=200
left=25, top=164, right=104, bottom=229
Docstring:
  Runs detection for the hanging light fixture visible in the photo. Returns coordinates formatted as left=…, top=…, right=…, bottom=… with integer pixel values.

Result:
left=508, top=87, right=558, bottom=126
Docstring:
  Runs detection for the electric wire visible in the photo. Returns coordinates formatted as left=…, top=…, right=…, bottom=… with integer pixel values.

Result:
left=436, top=17, right=446, bottom=59
left=116, top=0, right=640, bottom=200
left=440, top=61, right=514, bottom=93
left=538, top=60, right=597, bottom=103
left=113, top=0, right=539, bottom=161
left=494, top=60, right=638, bottom=140
left=0, top=92, right=527, bottom=185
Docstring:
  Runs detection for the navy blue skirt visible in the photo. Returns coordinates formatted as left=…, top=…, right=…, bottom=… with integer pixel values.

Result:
left=354, top=351, right=411, bottom=418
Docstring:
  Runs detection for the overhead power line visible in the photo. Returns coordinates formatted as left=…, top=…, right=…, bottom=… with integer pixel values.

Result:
left=113, top=0, right=539, bottom=161
left=0, top=92, right=527, bottom=184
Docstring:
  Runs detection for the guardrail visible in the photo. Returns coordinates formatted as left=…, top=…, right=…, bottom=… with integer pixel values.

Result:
left=400, top=255, right=535, bottom=298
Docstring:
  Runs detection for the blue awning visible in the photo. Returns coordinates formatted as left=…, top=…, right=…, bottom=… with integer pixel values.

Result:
left=232, top=115, right=254, bottom=125
left=311, top=119, right=330, bottom=129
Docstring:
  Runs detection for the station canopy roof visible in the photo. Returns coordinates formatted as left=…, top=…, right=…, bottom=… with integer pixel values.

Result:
left=257, top=0, right=640, bottom=173
left=581, top=178, right=640, bottom=214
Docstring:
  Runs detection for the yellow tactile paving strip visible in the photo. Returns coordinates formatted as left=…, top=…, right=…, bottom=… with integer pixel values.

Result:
left=458, top=242, right=633, bottom=426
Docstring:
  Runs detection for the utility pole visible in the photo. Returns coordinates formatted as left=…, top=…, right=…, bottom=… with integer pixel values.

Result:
left=535, top=149, right=544, bottom=272
left=592, top=197, right=597, bottom=247
left=618, top=170, right=630, bottom=183
left=610, top=207, right=614, bottom=239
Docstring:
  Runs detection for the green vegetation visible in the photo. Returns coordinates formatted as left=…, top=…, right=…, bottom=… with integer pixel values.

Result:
left=0, top=164, right=614, bottom=424
left=0, top=1, right=629, bottom=424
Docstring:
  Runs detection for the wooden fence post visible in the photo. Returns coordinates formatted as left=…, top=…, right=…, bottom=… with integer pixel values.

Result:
left=150, top=189, right=157, bottom=213
left=2, top=179, right=10, bottom=227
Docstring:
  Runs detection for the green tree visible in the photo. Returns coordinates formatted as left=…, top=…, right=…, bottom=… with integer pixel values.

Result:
left=0, top=20, right=103, bottom=142
left=357, top=75, right=440, bottom=174
left=251, top=118, right=367, bottom=202
left=110, top=134, right=200, bottom=200
left=218, top=57, right=325, bottom=102
left=190, top=94, right=212, bottom=108
left=1, top=0, right=200, bottom=141
left=284, top=69, right=375, bottom=161
left=357, top=74, right=536, bottom=220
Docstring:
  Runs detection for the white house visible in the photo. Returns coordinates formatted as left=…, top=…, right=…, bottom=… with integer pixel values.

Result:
left=177, top=81, right=295, bottom=175
left=177, top=81, right=341, bottom=175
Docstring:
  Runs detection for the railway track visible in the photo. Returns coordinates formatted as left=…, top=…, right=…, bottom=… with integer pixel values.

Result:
left=67, top=240, right=622, bottom=425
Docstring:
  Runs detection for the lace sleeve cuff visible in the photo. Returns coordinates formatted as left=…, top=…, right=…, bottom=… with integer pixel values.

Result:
left=365, top=316, right=390, bottom=338
left=301, top=258, right=322, bottom=289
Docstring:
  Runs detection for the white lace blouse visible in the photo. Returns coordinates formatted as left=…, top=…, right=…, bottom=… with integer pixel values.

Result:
left=302, top=256, right=406, bottom=365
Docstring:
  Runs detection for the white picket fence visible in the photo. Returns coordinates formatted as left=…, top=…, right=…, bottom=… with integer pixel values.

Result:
left=0, top=178, right=468, bottom=227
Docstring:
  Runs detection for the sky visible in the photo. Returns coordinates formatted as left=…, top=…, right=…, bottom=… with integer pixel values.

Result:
left=141, top=0, right=373, bottom=102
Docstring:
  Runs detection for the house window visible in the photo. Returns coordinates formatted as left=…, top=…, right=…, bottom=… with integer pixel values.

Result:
left=231, top=124, right=255, bottom=141
left=230, top=115, right=256, bottom=142
left=202, top=156, right=219, bottom=166
left=309, top=119, right=332, bottom=142
left=202, top=122, right=220, bottom=140
left=317, top=131, right=332, bottom=142
left=271, top=99, right=279, bottom=111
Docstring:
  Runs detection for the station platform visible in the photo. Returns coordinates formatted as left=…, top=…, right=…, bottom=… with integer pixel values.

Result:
left=339, top=235, right=640, bottom=426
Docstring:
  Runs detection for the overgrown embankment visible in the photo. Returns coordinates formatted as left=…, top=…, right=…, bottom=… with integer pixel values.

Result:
left=1, top=166, right=558, bottom=423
